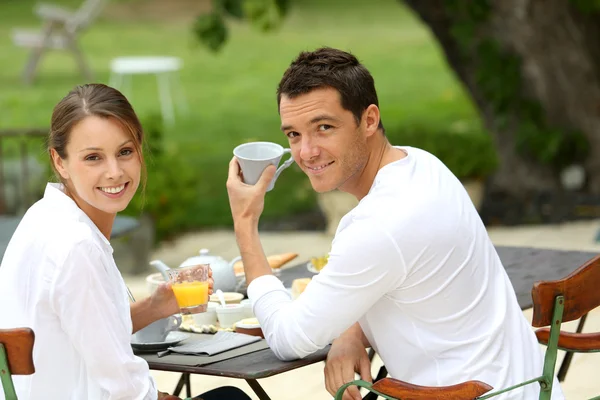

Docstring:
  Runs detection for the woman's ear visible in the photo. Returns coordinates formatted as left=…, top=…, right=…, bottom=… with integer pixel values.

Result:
left=363, top=104, right=381, bottom=138
left=50, top=148, right=69, bottom=180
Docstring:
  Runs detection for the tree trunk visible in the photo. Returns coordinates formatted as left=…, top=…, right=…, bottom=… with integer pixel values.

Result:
left=402, top=0, right=600, bottom=197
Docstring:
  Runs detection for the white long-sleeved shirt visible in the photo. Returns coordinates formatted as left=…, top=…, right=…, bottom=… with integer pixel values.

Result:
left=248, top=147, right=564, bottom=399
left=0, top=183, right=157, bottom=400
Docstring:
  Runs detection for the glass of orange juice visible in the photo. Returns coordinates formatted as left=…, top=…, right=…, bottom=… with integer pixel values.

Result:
left=167, top=264, right=209, bottom=314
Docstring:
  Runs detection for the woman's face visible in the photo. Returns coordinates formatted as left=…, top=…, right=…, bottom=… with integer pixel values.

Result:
left=52, top=115, right=141, bottom=219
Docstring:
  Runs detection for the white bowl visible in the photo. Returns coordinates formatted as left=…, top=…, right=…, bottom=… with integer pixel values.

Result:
left=146, top=272, right=165, bottom=294
left=216, top=304, right=246, bottom=328
left=192, top=302, right=218, bottom=327
left=240, top=299, right=254, bottom=319
left=209, top=292, right=244, bottom=304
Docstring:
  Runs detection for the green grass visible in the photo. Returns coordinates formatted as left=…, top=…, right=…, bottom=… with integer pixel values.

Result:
left=0, top=0, right=490, bottom=238
left=0, top=0, right=479, bottom=135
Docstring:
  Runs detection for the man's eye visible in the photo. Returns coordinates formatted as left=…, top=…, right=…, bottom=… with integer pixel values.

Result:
left=85, top=155, right=99, bottom=161
left=286, top=131, right=299, bottom=139
left=318, top=124, right=332, bottom=131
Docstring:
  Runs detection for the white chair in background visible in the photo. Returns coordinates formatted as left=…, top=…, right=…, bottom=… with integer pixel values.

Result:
left=11, top=0, right=108, bottom=84
left=109, top=56, right=188, bottom=126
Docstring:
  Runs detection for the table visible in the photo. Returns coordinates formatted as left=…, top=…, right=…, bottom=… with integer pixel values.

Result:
left=143, top=246, right=598, bottom=400
left=0, top=215, right=140, bottom=262
left=143, top=344, right=330, bottom=399
left=108, top=56, right=187, bottom=126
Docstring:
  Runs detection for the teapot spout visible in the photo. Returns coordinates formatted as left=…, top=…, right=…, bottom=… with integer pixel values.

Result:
left=149, top=260, right=171, bottom=281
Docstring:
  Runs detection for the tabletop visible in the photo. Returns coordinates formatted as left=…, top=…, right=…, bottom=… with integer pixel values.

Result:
left=143, top=344, right=329, bottom=380
left=139, top=245, right=598, bottom=379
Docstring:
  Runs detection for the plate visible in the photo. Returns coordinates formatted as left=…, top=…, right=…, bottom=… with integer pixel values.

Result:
left=131, top=331, right=190, bottom=351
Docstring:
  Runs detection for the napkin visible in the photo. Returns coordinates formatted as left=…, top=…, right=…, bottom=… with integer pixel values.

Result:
left=158, top=331, right=261, bottom=357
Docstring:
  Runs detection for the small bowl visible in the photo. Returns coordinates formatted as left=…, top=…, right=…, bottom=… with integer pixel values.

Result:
left=192, top=302, right=218, bottom=327
left=240, top=299, right=254, bottom=319
left=216, top=304, right=246, bottom=328
left=209, top=292, right=244, bottom=304
left=146, top=272, right=165, bottom=294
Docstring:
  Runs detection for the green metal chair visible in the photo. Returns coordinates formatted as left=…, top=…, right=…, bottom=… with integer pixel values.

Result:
left=0, top=328, right=35, bottom=400
left=336, top=256, right=600, bottom=400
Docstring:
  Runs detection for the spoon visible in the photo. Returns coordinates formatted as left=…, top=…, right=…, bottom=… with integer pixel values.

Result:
left=216, top=289, right=227, bottom=307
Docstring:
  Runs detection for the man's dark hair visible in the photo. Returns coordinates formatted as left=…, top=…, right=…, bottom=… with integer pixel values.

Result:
left=277, top=47, right=385, bottom=133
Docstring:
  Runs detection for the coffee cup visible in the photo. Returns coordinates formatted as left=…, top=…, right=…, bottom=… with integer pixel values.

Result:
left=233, top=142, right=294, bottom=191
left=134, top=314, right=182, bottom=343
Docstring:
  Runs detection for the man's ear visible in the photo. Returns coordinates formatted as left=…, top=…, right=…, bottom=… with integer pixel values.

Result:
left=50, top=148, right=69, bottom=180
left=363, top=104, right=381, bottom=137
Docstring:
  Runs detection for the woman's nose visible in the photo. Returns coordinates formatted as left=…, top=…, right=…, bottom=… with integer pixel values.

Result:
left=106, top=158, right=124, bottom=180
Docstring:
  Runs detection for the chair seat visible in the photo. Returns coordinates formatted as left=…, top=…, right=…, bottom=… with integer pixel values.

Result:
left=536, top=328, right=600, bottom=352
left=371, top=377, right=493, bottom=400
left=12, top=29, right=69, bottom=49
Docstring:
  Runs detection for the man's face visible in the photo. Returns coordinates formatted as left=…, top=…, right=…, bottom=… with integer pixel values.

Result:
left=279, top=87, right=369, bottom=193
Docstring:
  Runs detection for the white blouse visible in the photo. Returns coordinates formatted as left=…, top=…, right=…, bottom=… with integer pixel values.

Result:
left=0, top=183, right=157, bottom=400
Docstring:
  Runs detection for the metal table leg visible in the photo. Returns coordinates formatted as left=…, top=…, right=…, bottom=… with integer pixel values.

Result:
left=185, top=372, right=192, bottom=398
left=246, top=379, right=272, bottom=400
left=363, top=366, right=388, bottom=400
left=557, top=313, right=588, bottom=382
left=173, top=373, right=192, bottom=397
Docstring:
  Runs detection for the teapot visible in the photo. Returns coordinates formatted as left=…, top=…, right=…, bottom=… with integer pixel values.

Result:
left=150, top=249, right=241, bottom=293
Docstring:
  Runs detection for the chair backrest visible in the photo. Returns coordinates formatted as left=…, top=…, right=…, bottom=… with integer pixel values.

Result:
left=70, top=0, right=108, bottom=32
left=531, top=255, right=600, bottom=327
left=0, top=328, right=35, bottom=375
left=0, top=328, right=35, bottom=400
left=0, top=129, right=48, bottom=216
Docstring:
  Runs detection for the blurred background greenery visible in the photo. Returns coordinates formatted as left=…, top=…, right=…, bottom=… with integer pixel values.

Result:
left=0, top=0, right=498, bottom=241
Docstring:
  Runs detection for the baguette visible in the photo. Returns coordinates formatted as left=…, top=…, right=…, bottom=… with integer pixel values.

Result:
left=233, top=252, right=299, bottom=275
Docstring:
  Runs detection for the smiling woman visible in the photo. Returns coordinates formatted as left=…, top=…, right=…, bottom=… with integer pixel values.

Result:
left=48, top=85, right=146, bottom=239
left=0, top=84, right=252, bottom=400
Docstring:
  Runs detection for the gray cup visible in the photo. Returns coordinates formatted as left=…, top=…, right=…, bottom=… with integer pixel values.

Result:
left=133, top=314, right=182, bottom=343
left=233, top=142, right=295, bottom=191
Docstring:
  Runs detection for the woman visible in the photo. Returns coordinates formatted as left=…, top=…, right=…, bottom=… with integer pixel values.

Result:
left=0, top=84, right=251, bottom=400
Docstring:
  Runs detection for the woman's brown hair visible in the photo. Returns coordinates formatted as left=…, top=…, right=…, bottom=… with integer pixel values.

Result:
left=48, top=83, right=147, bottom=191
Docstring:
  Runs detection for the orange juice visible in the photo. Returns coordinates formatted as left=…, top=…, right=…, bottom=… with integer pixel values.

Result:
left=172, top=281, right=209, bottom=308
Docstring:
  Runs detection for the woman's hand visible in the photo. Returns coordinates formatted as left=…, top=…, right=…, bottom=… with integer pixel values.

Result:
left=150, top=267, right=214, bottom=319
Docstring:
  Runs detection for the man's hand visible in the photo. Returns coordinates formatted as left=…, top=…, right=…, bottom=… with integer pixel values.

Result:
left=226, top=156, right=276, bottom=227
left=157, top=390, right=182, bottom=400
left=325, top=334, right=373, bottom=400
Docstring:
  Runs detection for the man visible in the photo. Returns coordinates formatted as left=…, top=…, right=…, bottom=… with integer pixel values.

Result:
left=226, top=47, right=563, bottom=400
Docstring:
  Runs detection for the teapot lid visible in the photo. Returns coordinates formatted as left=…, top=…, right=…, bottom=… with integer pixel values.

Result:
left=180, top=248, right=222, bottom=267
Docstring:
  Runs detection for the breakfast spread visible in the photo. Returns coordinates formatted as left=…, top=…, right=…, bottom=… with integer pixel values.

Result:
left=291, top=277, right=312, bottom=299
left=233, top=252, right=299, bottom=276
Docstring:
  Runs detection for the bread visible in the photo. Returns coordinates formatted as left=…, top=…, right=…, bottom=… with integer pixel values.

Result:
left=233, top=253, right=299, bottom=276
left=291, top=278, right=311, bottom=299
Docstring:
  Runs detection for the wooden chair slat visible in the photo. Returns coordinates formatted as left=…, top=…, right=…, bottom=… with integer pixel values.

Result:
left=532, top=256, right=600, bottom=327
left=535, top=328, right=600, bottom=352
left=370, top=377, right=492, bottom=400
left=0, top=328, right=35, bottom=375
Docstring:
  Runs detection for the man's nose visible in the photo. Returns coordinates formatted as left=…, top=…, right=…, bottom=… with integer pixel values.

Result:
left=299, top=136, right=319, bottom=160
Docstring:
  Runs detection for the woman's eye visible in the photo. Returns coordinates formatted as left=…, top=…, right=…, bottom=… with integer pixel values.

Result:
left=318, top=124, right=332, bottom=131
left=85, top=155, right=99, bottom=161
left=120, top=148, right=134, bottom=156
